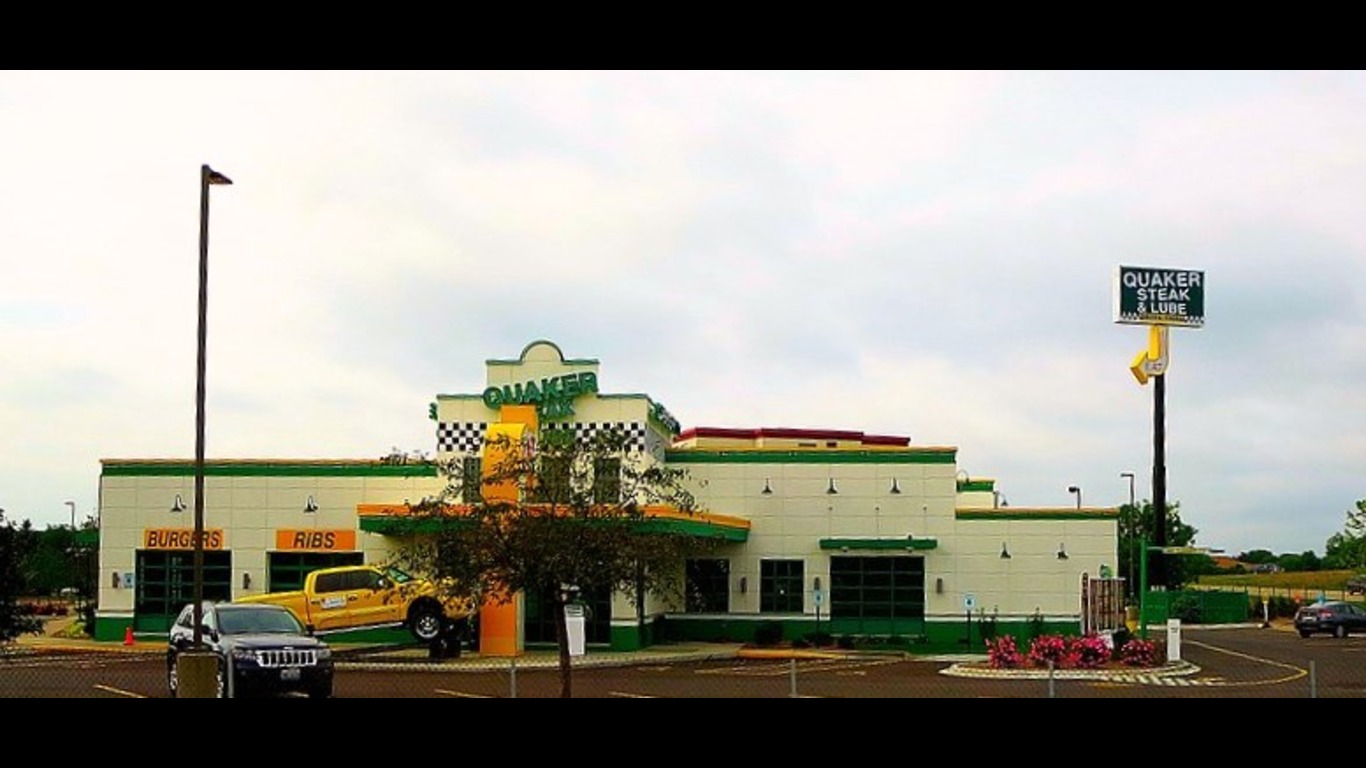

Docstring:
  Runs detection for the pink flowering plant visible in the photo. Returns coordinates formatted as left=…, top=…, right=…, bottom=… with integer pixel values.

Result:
left=1027, top=634, right=1070, bottom=668
left=1067, top=633, right=1111, bottom=669
left=1119, top=637, right=1159, bottom=667
left=986, top=635, right=1024, bottom=669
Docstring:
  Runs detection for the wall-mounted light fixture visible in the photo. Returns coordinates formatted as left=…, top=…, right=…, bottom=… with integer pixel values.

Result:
left=935, top=577, right=944, bottom=594
left=826, top=478, right=838, bottom=494
left=761, top=478, right=772, bottom=495
left=112, top=572, right=122, bottom=589
left=1000, top=542, right=1012, bottom=559
left=304, top=495, right=319, bottom=513
left=813, top=576, right=822, bottom=591
left=889, top=478, right=901, bottom=494
left=739, top=576, right=747, bottom=594
left=1057, top=542, right=1069, bottom=560
left=171, top=494, right=186, bottom=513
left=242, top=572, right=252, bottom=590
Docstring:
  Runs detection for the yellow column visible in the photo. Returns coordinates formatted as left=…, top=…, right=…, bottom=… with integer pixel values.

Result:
left=477, top=405, right=538, bottom=657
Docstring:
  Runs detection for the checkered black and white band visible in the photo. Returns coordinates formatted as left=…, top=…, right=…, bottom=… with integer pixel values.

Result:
left=437, top=421, right=648, bottom=454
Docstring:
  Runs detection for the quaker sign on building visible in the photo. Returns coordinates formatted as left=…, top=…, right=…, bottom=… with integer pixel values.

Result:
left=1113, top=265, right=1206, bottom=328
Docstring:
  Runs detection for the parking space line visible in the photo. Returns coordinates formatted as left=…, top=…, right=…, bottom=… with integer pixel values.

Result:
left=93, top=684, right=146, bottom=698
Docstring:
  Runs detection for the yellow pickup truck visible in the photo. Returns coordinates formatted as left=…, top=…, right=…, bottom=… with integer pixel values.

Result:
left=235, top=564, right=474, bottom=644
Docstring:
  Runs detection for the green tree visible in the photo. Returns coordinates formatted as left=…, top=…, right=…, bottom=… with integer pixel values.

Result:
left=388, top=427, right=719, bottom=698
left=1323, top=499, right=1366, bottom=571
left=1239, top=549, right=1277, bottom=565
left=0, top=511, right=43, bottom=644
left=1117, top=499, right=1197, bottom=598
left=1277, top=551, right=1321, bottom=572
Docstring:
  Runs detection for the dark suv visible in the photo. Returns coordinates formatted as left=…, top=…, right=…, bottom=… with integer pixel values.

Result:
left=168, top=601, right=334, bottom=698
left=1293, top=600, right=1366, bottom=639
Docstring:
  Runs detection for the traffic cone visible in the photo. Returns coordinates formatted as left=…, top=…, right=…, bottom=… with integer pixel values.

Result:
left=124, top=626, right=135, bottom=646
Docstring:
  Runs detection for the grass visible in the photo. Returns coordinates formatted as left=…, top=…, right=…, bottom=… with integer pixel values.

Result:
left=1196, top=569, right=1360, bottom=591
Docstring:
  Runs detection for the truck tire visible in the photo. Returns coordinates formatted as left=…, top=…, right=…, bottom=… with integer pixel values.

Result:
left=409, top=604, right=445, bottom=643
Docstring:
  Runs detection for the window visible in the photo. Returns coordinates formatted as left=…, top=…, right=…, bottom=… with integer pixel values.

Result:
left=461, top=457, right=482, bottom=504
left=534, top=455, right=572, bottom=503
left=760, top=559, right=804, bottom=613
left=685, top=559, right=730, bottom=613
left=312, top=571, right=347, bottom=594
left=593, top=457, right=621, bottom=504
left=829, top=556, right=925, bottom=621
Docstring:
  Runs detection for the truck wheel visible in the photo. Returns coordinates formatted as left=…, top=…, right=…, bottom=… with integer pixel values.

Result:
left=410, top=608, right=445, bottom=643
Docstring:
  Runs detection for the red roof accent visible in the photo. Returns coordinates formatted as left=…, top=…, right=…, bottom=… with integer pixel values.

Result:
left=676, top=427, right=909, bottom=447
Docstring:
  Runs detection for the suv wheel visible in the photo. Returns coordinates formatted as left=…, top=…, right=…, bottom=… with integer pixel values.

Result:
left=215, top=660, right=228, bottom=698
left=167, top=654, right=180, bottom=697
left=1335, top=624, right=1349, bottom=639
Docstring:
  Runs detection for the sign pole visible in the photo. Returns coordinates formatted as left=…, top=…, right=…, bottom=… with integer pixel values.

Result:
left=1152, top=370, right=1167, bottom=590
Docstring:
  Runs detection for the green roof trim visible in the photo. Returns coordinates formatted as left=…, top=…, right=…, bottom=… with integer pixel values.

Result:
left=665, top=450, right=956, bottom=465
left=634, top=518, right=750, bottom=542
left=956, top=510, right=1119, bottom=521
left=101, top=462, right=438, bottom=478
left=359, top=514, right=749, bottom=542
left=819, top=537, right=939, bottom=551
left=359, top=516, right=468, bottom=535
left=956, top=480, right=995, bottom=492
left=74, top=528, right=99, bottom=548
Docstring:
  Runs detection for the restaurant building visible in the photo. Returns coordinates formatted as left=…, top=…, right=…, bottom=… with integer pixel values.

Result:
left=94, top=340, right=1120, bottom=650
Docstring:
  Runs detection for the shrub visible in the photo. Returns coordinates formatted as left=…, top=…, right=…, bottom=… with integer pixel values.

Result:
left=1171, top=594, right=1203, bottom=624
left=1027, top=634, right=1069, bottom=668
left=1120, top=637, right=1159, bottom=667
left=1109, top=628, right=1132, bottom=660
left=986, top=635, right=1024, bottom=669
left=753, top=621, right=784, bottom=647
left=805, top=631, right=833, bottom=647
left=1068, top=634, right=1110, bottom=669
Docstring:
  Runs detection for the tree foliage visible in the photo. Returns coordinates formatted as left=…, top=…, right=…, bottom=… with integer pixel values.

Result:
left=0, top=511, right=43, bottom=644
left=1323, top=499, right=1366, bottom=571
left=387, top=426, right=720, bottom=698
left=1116, top=499, right=1197, bottom=597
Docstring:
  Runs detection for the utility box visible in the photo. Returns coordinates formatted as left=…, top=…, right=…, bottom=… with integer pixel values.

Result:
left=1166, top=618, right=1182, bottom=662
left=565, top=603, right=586, bottom=657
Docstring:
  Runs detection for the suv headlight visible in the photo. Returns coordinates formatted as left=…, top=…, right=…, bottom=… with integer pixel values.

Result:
left=230, top=648, right=258, bottom=663
left=316, top=646, right=332, bottom=660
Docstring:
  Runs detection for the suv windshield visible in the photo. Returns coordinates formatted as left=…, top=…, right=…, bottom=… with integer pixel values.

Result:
left=218, top=607, right=306, bottom=635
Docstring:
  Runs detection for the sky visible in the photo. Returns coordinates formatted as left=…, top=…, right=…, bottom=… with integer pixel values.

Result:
left=1, top=70, right=1362, bottom=557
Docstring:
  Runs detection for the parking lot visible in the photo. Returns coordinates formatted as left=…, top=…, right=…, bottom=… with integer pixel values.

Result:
left=4, top=624, right=1365, bottom=698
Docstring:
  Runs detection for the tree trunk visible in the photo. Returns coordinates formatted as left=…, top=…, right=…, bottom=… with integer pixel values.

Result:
left=555, top=595, right=572, bottom=698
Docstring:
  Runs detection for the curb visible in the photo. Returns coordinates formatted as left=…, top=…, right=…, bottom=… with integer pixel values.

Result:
left=939, top=659, right=1200, bottom=680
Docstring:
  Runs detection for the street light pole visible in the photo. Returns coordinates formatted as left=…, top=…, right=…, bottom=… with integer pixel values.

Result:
left=64, top=500, right=75, bottom=530
left=193, top=164, right=232, bottom=648
left=1120, top=472, right=1136, bottom=600
left=1067, top=485, right=1082, bottom=509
